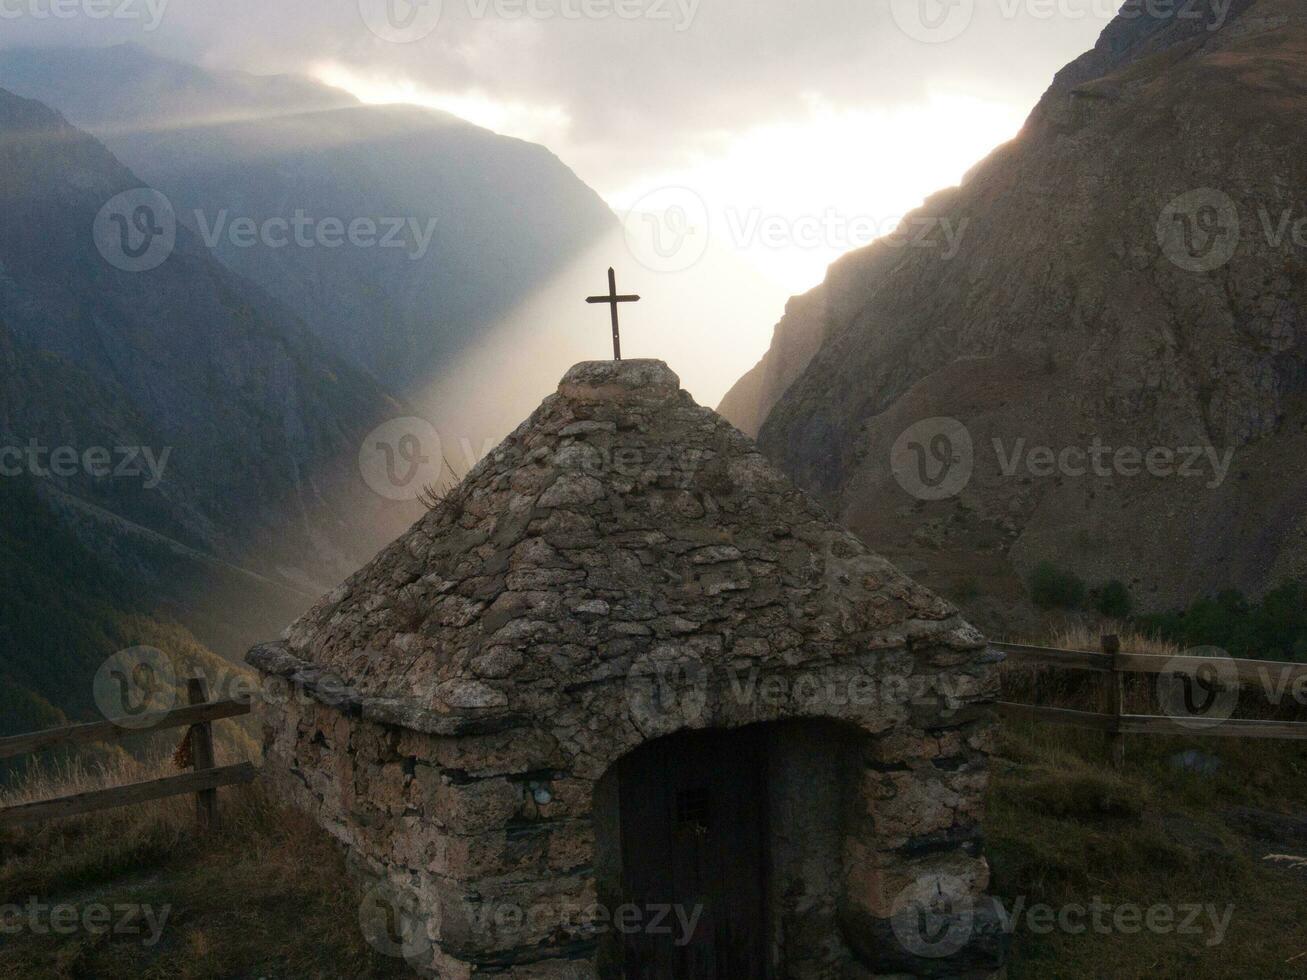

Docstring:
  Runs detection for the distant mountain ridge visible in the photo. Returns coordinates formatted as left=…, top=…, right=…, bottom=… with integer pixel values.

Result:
left=0, top=85, right=411, bottom=655
left=0, top=44, right=616, bottom=394
left=720, top=0, right=1307, bottom=626
left=0, top=476, right=227, bottom=740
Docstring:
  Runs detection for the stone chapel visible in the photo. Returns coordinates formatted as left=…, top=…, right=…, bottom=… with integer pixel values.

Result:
left=247, top=359, right=1005, bottom=979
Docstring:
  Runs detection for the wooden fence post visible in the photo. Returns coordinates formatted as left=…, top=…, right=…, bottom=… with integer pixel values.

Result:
left=187, top=677, right=218, bottom=831
left=1102, top=634, right=1125, bottom=767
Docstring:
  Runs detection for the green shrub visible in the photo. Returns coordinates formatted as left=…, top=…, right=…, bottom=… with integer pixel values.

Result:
left=1136, top=580, right=1307, bottom=661
left=1030, top=562, right=1086, bottom=610
left=1092, top=580, right=1132, bottom=618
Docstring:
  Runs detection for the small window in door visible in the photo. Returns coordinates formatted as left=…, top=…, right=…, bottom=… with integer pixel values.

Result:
left=676, top=787, right=711, bottom=830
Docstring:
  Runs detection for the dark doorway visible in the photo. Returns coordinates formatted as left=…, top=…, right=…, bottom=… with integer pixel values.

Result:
left=616, top=726, right=772, bottom=979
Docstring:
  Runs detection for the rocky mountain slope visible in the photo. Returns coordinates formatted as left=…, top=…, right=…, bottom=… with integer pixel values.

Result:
left=719, top=0, right=1307, bottom=627
left=0, top=87, right=409, bottom=655
left=0, top=44, right=616, bottom=394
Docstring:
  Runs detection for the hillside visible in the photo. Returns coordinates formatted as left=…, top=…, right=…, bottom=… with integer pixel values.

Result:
left=0, top=44, right=617, bottom=395
left=719, top=0, right=1307, bottom=629
left=0, top=87, right=418, bottom=655
left=0, top=475, right=252, bottom=782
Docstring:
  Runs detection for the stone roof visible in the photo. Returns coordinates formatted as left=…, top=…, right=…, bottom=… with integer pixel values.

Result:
left=248, top=359, right=983, bottom=738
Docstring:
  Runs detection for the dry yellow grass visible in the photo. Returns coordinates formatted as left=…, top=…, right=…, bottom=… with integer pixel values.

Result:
left=0, top=750, right=189, bottom=811
left=1003, top=622, right=1307, bottom=722
left=1035, top=622, right=1183, bottom=658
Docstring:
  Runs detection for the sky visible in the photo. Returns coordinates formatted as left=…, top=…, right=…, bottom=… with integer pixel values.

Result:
left=0, top=0, right=1121, bottom=404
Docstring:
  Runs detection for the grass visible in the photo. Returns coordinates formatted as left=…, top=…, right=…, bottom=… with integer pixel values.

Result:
left=0, top=757, right=410, bottom=980
left=1, top=624, right=1305, bottom=977
left=990, top=626, right=1307, bottom=978
left=1044, top=621, right=1180, bottom=657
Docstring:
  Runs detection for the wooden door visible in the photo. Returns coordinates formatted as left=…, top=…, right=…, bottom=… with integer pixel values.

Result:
left=618, top=727, right=771, bottom=979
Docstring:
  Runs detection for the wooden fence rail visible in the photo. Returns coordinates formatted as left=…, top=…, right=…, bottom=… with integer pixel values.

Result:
left=0, top=682, right=253, bottom=831
left=996, top=634, right=1307, bottom=765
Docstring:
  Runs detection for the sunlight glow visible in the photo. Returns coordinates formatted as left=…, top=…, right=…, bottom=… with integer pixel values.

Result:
left=606, top=92, right=1028, bottom=293
left=313, top=62, right=573, bottom=146
left=316, top=65, right=1029, bottom=399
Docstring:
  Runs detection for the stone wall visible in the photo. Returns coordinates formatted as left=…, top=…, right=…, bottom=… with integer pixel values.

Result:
left=252, top=637, right=1004, bottom=979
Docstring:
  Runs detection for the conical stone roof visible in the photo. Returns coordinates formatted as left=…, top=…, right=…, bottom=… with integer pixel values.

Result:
left=249, top=360, right=986, bottom=763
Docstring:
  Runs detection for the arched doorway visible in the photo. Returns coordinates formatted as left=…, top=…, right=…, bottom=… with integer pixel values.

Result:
left=594, top=721, right=859, bottom=980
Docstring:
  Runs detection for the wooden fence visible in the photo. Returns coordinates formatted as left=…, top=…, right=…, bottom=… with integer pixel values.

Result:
left=996, top=635, right=1307, bottom=765
left=0, top=678, right=255, bottom=830
left=4, top=637, right=1304, bottom=823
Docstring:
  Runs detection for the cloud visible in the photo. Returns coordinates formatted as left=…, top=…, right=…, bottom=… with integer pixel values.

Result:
left=0, top=0, right=1116, bottom=192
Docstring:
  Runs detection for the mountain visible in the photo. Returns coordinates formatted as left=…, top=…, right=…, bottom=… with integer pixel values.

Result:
left=0, top=87, right=410, bottom=656
left=0, top=44, right=616, bottom=395
left=0, top=476, right=233, bottom=741
left=719, top=0, right=1307, bottom=627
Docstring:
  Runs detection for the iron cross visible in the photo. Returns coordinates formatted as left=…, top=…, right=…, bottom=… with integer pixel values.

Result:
left=586, top=267, right=640, bottom=360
